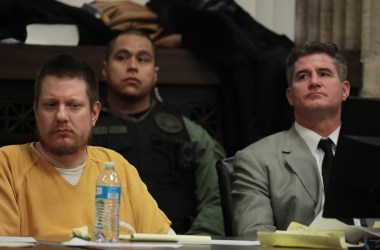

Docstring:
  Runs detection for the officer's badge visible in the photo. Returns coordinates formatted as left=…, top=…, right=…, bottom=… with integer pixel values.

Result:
left=155, top=112, right=183, bottom=133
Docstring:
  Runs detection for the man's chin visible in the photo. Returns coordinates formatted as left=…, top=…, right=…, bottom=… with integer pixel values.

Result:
left=40, top=139, right=81, bottom=156
left=50, top=144, right=78, bottom=156
left=119, top=92, right=144, bottom=102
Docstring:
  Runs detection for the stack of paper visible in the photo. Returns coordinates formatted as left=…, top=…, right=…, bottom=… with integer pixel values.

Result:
left=63, top=234, right=259, bottom=248
left=257, top=222, right=362, bottom=249
left=63, top=237, right=182, bottom=248
left=0, top=236, right=37, bottom=248
left=310, top=212, right=380, bottom=243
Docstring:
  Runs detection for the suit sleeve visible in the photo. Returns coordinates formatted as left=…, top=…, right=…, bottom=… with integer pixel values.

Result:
left=232, top=145, right=276, bottom=238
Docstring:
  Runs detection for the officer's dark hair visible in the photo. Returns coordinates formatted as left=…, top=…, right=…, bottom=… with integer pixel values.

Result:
left=286, top=42, right=348, bottom=86
left=34, top=54, right=99, bottom=107
left=104, top=28, right=157, bottom=65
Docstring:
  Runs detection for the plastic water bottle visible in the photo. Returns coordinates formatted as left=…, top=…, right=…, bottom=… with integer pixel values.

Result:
left=94, top=162, right=121, bottom=242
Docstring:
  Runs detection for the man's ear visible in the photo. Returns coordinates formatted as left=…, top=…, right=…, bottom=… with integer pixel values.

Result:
left=342, top=80, right=350, bottom=101
left=91, top=101, right=101, bottom=126
left=33, top=101, right=38, bottom=117
left=101, top=61, right=108, bottom=81
left=286, top=87, right=294, bottom=106
left=154, top=66, right=159, bottom=85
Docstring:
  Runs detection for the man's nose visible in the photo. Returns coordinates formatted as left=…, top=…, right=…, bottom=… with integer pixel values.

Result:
left=127, top=57, right=137, bottom=71
left=56, top=106, right=68, bottom=121
left=309, top=73, right=321, bottom=86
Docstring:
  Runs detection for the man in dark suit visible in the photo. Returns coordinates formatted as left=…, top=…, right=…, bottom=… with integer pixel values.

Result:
left=232, top=42, right=351, bottom=237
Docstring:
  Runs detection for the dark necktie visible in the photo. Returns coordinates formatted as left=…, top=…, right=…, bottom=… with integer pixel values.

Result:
left=319, top=138, right=354, bottom=225
left=318, top=138, right=334, bottom=189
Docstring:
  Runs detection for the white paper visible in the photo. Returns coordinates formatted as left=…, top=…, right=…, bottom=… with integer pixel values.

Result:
left=210, top=239, right=260, bottom=245
left=309, top=211, right=350, bottom=230
left=0, top=236, right=37, bottom=243
left=63, top=237, right=182, bottom=248
left=25, top=24, right=79, bottom=46
left=122, top=233, right=258, bottom=246
left=310, top=212, right=380, bottom=243
left=0, top=236, right=37, bottom=248
left=128, top=233, right=211, bottom=243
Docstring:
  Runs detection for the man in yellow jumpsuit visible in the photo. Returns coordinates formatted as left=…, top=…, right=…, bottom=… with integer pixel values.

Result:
left=0, top=54, right=171, bottom=237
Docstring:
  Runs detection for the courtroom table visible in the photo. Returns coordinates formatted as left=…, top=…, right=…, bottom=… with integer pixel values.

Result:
left=0, top=243, right=337, bottom=250
left=1, top=236, right=358, bottom=250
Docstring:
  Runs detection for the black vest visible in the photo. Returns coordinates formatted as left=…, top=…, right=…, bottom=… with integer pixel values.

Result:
left=92, top=102, right=197, bottom=234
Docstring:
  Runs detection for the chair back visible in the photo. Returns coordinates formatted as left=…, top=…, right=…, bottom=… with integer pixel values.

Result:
left=216, top=156, right=235, bottom=237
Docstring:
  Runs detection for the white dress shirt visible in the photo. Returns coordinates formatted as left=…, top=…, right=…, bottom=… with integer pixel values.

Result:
left=294, top=121, right=340, bottom=189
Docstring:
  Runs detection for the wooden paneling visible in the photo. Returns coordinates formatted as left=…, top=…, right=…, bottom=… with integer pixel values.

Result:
left=0, top=44, right=222, bottom=146
left=0, top=44, right=220, bottom=85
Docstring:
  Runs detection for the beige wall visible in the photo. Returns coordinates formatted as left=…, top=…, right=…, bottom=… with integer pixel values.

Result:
left=238, top=0, right=295, bottom=41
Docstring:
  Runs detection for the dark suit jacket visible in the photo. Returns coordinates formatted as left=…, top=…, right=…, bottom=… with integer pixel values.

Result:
left=232, top=125, right=323, bottom=237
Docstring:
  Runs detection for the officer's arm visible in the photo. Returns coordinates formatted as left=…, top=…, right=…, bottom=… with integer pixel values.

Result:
left=182, top=117, right=225, bottom=236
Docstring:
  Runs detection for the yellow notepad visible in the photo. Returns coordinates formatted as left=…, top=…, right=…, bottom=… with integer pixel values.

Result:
left=257, top=222, right=362, bottom=249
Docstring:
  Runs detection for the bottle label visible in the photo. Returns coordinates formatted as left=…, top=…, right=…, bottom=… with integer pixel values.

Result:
left=96, top=186, right=121, bottom=201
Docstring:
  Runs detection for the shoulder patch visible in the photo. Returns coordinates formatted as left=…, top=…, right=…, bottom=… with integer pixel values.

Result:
left=155, top=112, right=183, bottom=134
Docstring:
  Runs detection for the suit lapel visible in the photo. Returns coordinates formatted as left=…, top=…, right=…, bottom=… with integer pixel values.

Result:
left=282, top=126, right=323, bottom=214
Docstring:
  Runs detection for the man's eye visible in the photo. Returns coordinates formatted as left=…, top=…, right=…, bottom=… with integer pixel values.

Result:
left=116, top=54, right=129, bottom=61
left=116, top=56, right=125, bottom=60
left=320, top=71, right=332, bottom=77
left=46, top=103, right=56, bottom=107
left=70, top=104, right=81, bottom=109
left=297, top=74, right=308, bottom=80
left=138, top=56, right=151, bottom=63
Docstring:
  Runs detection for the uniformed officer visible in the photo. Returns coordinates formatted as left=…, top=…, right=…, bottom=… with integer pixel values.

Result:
left=92, top=28, right=225, bottom=236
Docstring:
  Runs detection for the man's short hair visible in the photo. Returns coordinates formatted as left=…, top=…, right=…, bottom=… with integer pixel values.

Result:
left=286, top=42, right=348, bottom=86
left=104, top=28, right=157, bottom=64
left=34, top=54, right=99, bottom=107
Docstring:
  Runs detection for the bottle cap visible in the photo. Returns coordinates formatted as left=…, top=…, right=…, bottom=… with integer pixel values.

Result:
left=104, top=162, right=115, bottom=167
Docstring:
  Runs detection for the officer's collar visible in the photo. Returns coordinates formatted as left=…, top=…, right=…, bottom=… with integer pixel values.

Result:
left=101, top=100, right=158, bottom=121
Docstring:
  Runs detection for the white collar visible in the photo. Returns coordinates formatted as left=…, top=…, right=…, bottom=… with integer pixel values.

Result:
left=294, top=121, right=340, bottom=154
